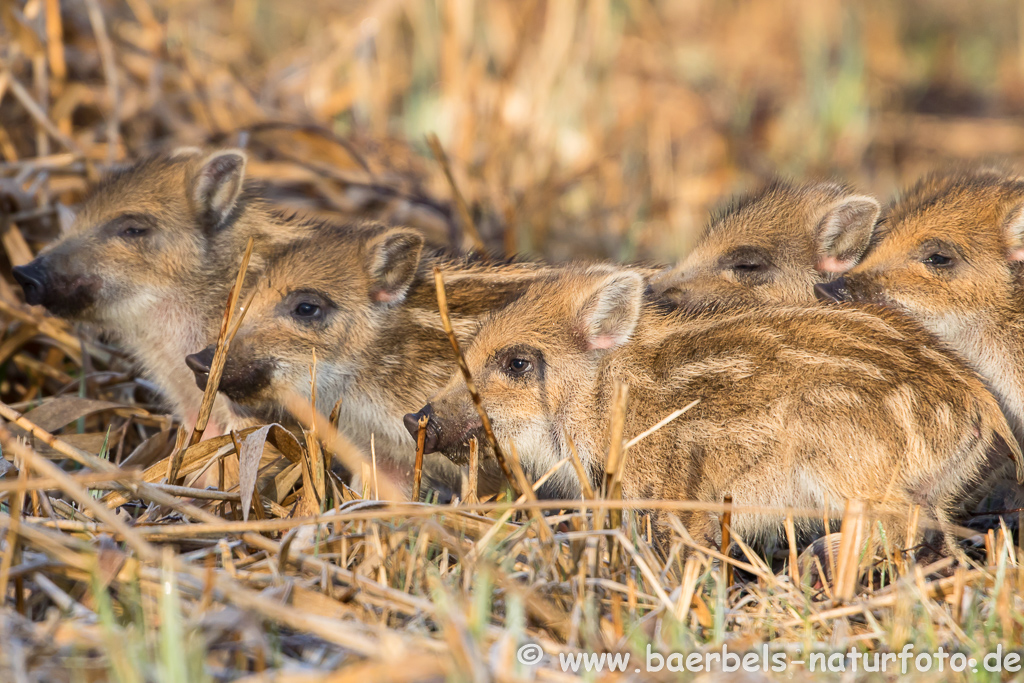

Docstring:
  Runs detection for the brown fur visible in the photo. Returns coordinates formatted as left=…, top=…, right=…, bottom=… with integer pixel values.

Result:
left=189, top=226, right=649, bottom=496
left=652, top=179, right=879, bottom=306
left=14, top=149, right=329, bottom=436
left=821, top=167, right=1024, bottom=451
left=418, top=266, right=1020, bottom=557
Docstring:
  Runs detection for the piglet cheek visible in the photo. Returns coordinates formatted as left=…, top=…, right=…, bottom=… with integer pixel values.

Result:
left=182, top=411, right=224, bottom=440
left=203, top=419, right=224, bottom=439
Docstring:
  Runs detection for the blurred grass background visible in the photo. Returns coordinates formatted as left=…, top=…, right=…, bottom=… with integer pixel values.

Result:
left=6, top=0, right=1024, bottom=264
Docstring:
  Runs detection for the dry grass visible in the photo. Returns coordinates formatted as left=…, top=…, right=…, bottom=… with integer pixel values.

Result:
left=1, top=1, right=1024, bottom=680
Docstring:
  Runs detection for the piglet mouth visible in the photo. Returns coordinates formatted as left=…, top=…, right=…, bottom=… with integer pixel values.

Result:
left=403, top=406, right=441, bottom=454
left=815, top=278, right=901, bottom=314
left=434, top=431, right=491, bottom=465
left=813, top=276, right=853, bottom=304
left=13, top=264, right=101, bottom=318
left=185, top=350, right=214, bottom=389
left=186, top=346, right=275, bottom=403
left=402, top=405, right=485, bottom=464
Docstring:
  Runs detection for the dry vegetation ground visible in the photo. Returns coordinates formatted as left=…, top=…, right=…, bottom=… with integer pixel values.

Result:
left=1, top=1, right=1024, bottom=681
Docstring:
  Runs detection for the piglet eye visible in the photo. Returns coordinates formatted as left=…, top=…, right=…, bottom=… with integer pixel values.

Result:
left=294, top=302, right=322, bottom=319
left=732, top=261, right=763, bottom=272
left=121, top=225, right=148, bottom=238
left=923, top=253, right=953, bottom=267
left=506, top=357, right=532, bottom=375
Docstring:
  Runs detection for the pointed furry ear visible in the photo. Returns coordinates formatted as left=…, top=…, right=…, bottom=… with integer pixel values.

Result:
left=578, top=271, right=645, bottom=351
left=366, top=228, right=424, bottom=304
left=1004, top=202, right=1024, bottom=261
left=815, top=195, right=880, bottom=273
left=192, top=150, right=247, bottom=231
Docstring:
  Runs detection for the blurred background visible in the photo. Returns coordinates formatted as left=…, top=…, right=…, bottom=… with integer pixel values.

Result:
left=3, top=0, right=1024, bottom=263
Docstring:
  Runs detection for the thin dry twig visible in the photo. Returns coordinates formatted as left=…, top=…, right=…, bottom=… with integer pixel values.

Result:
left=432, top=267, right=523, bottom=499
left=465, top=436, right=479, bottom=505
left=426, top=133, right=485, bottom=252
left=187, top=236, right=255, bottom=448
left=0, top=424, right=159, bottom=561
left=721, top=494, right=733, bottom=587
left=412, top=415, right=428, bottom=502
left=0, top=70, right=81, bottom=155
left=83, top=0, right=120, bottom=163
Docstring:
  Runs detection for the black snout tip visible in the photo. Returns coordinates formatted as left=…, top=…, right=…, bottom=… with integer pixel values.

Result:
left=185, top=352, right=212, bottom=375
left=402, top=412, right=421, bottom=438
left=814, top=278, right=851, bottom=304
left=404, top=406, right=439, bottom=454
left=185, top=352, right=213, bottom=390
left=12, top=264, right=44, bottom=306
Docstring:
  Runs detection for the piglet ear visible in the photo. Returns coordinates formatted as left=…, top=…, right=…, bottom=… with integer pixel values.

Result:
left=578, top=271, right=645, bottom=352
left=815, top=195, right=881, bottom=273
left=1004, top=202, right=1024, bottom=261
left=191, top=149, right=247, bottom=232
left=366, top=228, right=424, bottom=305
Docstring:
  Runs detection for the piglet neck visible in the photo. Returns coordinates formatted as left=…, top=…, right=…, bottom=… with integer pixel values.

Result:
left=948, top=309, right=1024, bottom=444
left=121, top=295, right=210, bottom=419
left=558, top=352, right=624, bottom=489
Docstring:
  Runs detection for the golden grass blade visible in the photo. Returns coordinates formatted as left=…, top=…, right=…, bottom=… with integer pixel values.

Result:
left=0, top=424, right=158, bottom=562
left=0, top=469, right=141, bottom=493
left=165, top=424, right=189, bottom=486
left=82, top=0, right=119, bottom=163
left=673, top=555, right=701, bottom=622
left=44, top=0, right=66, bottom=84
left=305, top=350, right=325, bottom=511
left=188, top=236, right=255, bottom=448
left=145, top=482, right=241, bottom=502
left=563, top=430, right=595, bottom=500
left=412, top=414, right=428, bottom=502
left=785, top=511, right=799, bottom=585
left=0, top=462, right=27, bottom=605
left=665, top=515, right=769, bottom=581
left=721, top=495, right=733, bottom=587
left=604, top=380, right=628, bottom=526
left=624, top=399, right=700, bottom=450
left=465, top=436, right=479, bottom=505
left=283, top=391, right=404, bottom=502
left=834, top=499, right=867, bottom=603
left=432, top=267, right=523, bottom=499
left=0, top=297, right=110, bottom=364
left=505, top=442, right=554, bottom=543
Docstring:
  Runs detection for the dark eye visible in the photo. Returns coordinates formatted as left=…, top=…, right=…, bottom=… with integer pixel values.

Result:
left=121, top=225, right=148, bottom=238
left=923, top=253, right=953, bottom=267
left=722, top=248, right=772, bottom=276
left=293, top=302, right=322, bottom=319
left=506, top=357, right=532, bottom=375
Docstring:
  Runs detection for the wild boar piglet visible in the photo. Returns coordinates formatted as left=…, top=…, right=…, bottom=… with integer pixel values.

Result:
left=12, top=149, right=319, bottom=435
left=817, top=167, right=1024, bottom=448
left=409, top=266, right=1021, bottom=558
left=652, top=180, right=880, bottom=306
left=186, top=225, right=613, bottom=496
